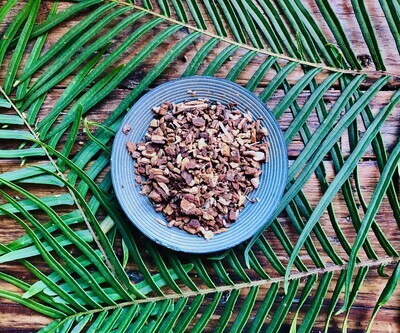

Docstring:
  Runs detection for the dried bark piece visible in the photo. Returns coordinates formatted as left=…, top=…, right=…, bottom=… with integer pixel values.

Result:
left=188, top=219, right=201, bottom=229
left=148, top=190, right=162, bottom=203
left=151, top=135, right=166, bottom=144
left=165, top=146, right=175, bottom=157
left=244, top=167, right=258, bottom=176
left=150, top=119, right=159, bottom=127
left=126, top=141, right=136, bottom=155
left=180, top=199, right=197, bottom=215
left=154, top=174, right=169, bottom=184
left=183, top=193, right=196, bottom=203
left=221, top=143, right=230, bottom=157
left=199, top=227, right=214, bottom=240
left=123, top=125, right=131, bottom=134
left=155, top=218, right=167, bottom=226
left=183, top=225, right=198, bottom=234
left=158, top=182, right=170, bottom=196
left=218, top=197, right=230, bottom=206
left=181, top=170, right=195, bottom=186
left=152, top=106, right=161, bottom=113
left=163, top=204, right=174, bottom=215
left=192, top=117, right=206, bottom=127
left=202, top=211, right=214, bottom=221
left=226, top=170, right=236, bottom=181
left=128, top=98, right=269, bottom=239
left=142, top=151, right=157, bottom=158
left=228, top=209, right=239, bottom=222
left=253, top=151, right=265, bottom=161
left=250, top=178, right=260, bottom=189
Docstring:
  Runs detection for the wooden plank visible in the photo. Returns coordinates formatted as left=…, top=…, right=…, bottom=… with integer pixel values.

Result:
left=0, top=2, right=399, bottom=88
left=41, top=88, right=400, bottom=158
left=0, top=159, right=398, bottom=330
left=0, top=265, right=398, bottom=332
left=0, top=1, right=399, bottom=332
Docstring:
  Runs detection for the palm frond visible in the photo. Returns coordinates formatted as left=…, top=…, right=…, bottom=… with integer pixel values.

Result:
left=0, top=0, right=399, bottom=331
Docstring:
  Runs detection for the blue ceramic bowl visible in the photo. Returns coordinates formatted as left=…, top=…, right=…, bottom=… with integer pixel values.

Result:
left=111, top=76, right=287, bottom=253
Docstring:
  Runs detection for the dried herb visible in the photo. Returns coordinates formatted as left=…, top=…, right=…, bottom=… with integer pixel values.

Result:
left=127, top=99, right=269, bottom=240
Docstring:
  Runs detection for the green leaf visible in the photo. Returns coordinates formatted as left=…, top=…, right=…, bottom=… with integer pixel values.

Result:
left=0, top=193, right=74, bottom=219
left=367, top=263, right=400, bottom=332
left=0, top=192, right=112, bottom=308
left=0, top=99, right=12, bottom=109
left=298, top=272, right=333, bottom=332
left=230, top=286, right=259, bottom=332
left=183, top=38, right=220, bottom=76
left=0, top=0, right=18, bottom=24
left=341, top=266, right=369, bottom=331
left=248, top=282, right=279, bottom=333
left=24, top=8, right=140, bottom=102
left=0, top=1, right=399, bottom=331
left=266, top=279, right=299, bottom=332
left=191, top=292, right=222, bottom=332
left=315, top=0, right=361, bottom=69
left=0, top=289, right=64, bottom=319
left=3, top=0, right=40, bottom=94
left=157, top=297, right=188, bottom=332
left=0, top=1, right=31, bottom=67
left=284, top=78, right=396, bottom=291
left=16, top=3, right=118, bottom=86
left=343, top=137, right=400, bottom=312
left=290, top=274, right=317, bottom=332
left=29, top=0, right=102, bottom=40
left=174, top=295, right=205, bottom=332
left=350, top=0, right=386, bottom=70
left=214, top=289, right=240, bottom=333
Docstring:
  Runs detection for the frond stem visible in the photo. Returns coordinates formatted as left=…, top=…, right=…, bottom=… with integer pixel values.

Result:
left=54, top=256, right=399, bottom=319
left=0, top=86, right=125, bottom=290
left=112, top=0, right=400, bottom=79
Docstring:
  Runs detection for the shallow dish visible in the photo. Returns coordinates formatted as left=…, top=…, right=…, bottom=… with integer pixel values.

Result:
left=111, top=76, right=287, bottom=253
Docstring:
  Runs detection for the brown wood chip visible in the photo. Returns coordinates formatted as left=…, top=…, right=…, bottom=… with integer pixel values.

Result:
left=123, top=124, right=132, bottom=134
left=128, top=99, right=269, bottom=239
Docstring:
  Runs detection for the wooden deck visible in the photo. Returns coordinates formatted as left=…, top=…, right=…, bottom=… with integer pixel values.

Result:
left=0, top=1, right=399, bottom=332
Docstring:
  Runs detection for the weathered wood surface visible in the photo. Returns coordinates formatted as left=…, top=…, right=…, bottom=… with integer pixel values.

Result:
left=1, top=1, right=400, bottom=87
left=0, top=0, right=399, bottom=332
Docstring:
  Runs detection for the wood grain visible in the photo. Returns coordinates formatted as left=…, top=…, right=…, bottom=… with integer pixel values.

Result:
left=1, top=1, right=400, bottom=88
left=0, top=1, right=399, bottom=332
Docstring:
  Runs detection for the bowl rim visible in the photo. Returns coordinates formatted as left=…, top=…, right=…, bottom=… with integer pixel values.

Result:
left=111, top=75, right=288, bottom=253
